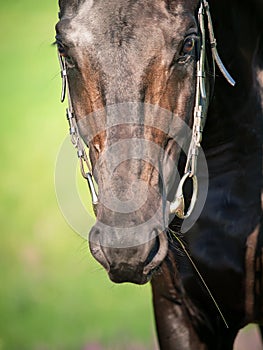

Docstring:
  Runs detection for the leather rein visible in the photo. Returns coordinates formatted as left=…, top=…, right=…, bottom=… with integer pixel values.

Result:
left=57, top=0, right=235, bottom=220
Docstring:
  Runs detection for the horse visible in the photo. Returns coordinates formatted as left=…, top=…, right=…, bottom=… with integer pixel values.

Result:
left=55, top=0, right=263, bottom=349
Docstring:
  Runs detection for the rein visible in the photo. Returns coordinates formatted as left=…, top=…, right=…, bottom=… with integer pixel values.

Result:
left=57, top=0, right=235, bottom=220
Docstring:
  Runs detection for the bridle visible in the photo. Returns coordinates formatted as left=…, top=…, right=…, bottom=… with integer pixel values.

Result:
left=170, top=0, right=235, bottom=219
left=58, top=56, right=99, bottom=214
left=57, top=0, right=235, bottom=220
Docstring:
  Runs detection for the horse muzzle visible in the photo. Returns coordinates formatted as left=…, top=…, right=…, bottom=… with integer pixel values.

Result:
left=89, top=224, right=168, bottom=285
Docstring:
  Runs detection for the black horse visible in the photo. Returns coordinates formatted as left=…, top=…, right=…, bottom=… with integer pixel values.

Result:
left=56, top=0, right=263, bottom=349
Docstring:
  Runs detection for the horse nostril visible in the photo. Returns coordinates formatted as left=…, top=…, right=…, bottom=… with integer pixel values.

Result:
left=143, top=231, right=168, bottom=276
left=89, top=225, right=110, bottom=272
left=145, top=234, right=160, bottom=266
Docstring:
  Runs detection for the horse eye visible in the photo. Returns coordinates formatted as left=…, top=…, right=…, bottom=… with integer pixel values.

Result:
left=175, top=36, right=197, bottom=65
left=182, top=37, right=195, bottom=55
left=57, top=43, right=68, bottom=57
left=55, top=37, right=69, bottom=57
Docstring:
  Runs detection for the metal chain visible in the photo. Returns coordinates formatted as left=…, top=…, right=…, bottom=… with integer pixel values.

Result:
left=66, top=107, right=92, bottom=177
left=170, top=2, right=206, bottom=219
left=58, top=53, right=98, bottom=214
left=170, top=0, right=235, bottom=219
left=184, top=1, right=207, bottom=178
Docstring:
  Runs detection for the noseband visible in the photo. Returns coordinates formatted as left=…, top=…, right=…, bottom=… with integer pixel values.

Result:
left=57, top=0, right=235, bottom=220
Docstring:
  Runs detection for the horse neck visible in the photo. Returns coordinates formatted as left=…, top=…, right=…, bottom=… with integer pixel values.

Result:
left=200, top=1, right=263, bottom=224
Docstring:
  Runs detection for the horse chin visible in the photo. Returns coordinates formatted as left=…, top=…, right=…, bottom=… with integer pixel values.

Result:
left=108, top=268, right=151, bottom=285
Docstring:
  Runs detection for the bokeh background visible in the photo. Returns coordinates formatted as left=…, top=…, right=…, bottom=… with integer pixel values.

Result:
left=0, top=1, right=262, bottom=349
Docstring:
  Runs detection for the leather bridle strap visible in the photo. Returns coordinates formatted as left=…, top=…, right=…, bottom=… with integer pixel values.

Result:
left=203, top=0, right=236, bottom=86
left=170, top=0, right=235, bottom=219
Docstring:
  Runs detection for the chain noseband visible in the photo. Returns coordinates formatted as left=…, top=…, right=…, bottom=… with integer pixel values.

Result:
left=58, top=0, right=235, bottom=220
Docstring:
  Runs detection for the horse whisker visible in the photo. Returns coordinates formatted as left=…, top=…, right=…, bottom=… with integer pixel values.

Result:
left=169, top=229, right=229, bottom=329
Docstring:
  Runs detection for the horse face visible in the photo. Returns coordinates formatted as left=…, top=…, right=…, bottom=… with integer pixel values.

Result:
left=56, top=0, right=199, bottom=284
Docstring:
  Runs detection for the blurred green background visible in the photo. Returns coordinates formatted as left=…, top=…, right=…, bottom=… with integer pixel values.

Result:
left=0, top=1, right=261, bottom=350
left=0, top=1, right=155, bottom=349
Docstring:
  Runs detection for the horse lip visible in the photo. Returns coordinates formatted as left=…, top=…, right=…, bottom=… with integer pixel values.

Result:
left=143, top=231, right=168, bottom=276
left=108, top=269, right=150, bottom=285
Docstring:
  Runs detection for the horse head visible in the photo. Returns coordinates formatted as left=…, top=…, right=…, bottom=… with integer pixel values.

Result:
left=56, top=0, right=209, bottom=284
